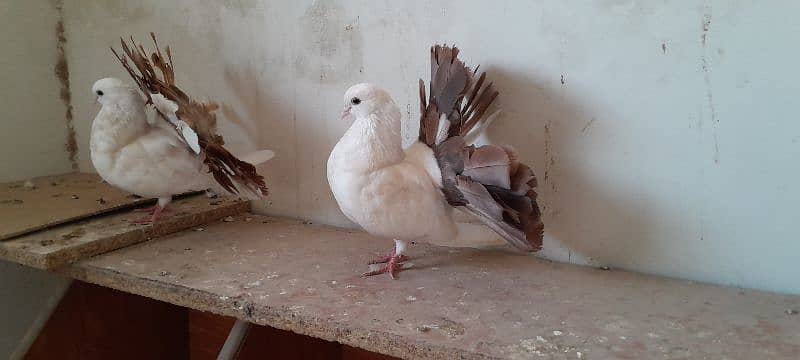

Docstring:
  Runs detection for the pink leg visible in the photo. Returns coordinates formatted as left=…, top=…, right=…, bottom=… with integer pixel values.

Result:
left=362, top=240, right=410, bottom=280
left=367, top=248, right=408, bottom=264
left=361, top=255, right=407, bottom=280
left=131, top=197, right=172, bottom=224
left=132, top=205, right=167, bottom=224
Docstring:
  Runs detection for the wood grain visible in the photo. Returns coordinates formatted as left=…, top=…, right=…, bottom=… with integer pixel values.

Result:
left=25, top=281, right=189, bottom=360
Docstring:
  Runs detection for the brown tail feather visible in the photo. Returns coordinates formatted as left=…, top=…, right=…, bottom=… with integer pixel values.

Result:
left=420, top=44, right=543, bottom=252
left=111, top=33, right=268, bottom=197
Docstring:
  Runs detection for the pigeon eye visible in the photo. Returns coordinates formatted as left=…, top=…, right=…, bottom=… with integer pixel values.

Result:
left=351, top=97, right=361, bottom=105
left=96, top=90, right=104, bottom=96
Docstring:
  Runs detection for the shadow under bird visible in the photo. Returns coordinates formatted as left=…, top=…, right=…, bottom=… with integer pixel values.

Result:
left=90, top=34, right=274, bottom=223
left=328, top=45, right=544, bottom=279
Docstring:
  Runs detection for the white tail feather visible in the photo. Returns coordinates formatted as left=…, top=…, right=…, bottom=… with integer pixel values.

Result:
left=434, top=115, right=451, bottom=145
left=241, top=149, right=275, bottom=165
left=207, top=149, right=274, bottom=200
left=464, top=109, right=501, bottom=145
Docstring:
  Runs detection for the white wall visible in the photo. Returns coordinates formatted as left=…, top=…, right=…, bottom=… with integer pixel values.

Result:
left=0, top=1, right=74, bottom=358
left=0, top=0, right=75, bottom=181
left=64, top=0, right=800, bottom=295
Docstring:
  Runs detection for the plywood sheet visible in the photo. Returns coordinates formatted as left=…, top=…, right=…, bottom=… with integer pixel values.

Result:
left=0, top=196, right=248, bottom=270
left=0, top=173, right=153, bottom=240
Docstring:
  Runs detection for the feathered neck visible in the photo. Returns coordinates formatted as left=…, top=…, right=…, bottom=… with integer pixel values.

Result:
left=333, top=107, right=404, bottom=173
left=91, top=94, right=148, bottom=151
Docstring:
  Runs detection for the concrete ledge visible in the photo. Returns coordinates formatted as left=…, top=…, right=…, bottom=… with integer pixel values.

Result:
left=66, top=215, right=800, bottom=359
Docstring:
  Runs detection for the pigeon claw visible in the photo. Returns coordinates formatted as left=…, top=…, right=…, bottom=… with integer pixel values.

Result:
left=367, top=254, right=408, bottom=265
left=361, top=255, right=408, bottom=280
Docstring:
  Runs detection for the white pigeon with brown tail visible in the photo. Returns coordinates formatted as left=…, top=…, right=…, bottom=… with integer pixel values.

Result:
left=327, top=45, right=544, bottom=279
left=90, top=34, right=274, bottom=223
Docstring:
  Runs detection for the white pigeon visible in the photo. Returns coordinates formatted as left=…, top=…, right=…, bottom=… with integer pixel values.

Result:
left=90, top=77, right=274, bottom=223
left=90, top=78, right=274, bottom=223
left=328, top=45, right=544, bottom=279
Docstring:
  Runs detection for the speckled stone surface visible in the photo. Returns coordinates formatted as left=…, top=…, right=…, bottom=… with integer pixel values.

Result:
left=0, top=196, right=248, bottom=270
left=68, top=214, right=800, bottom=359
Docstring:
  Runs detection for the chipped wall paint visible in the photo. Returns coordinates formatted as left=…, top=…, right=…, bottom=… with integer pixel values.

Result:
left=0, top=3, right=75, bottom=358
left=62, top=1, right=800, bottom=294
left=0, top=1, right=75, bottom=182
left=54, top=0, right=78, bottom=170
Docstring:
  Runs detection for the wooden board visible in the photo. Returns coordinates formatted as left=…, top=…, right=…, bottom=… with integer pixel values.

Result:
left=0, top=196, right=248, bottom=270
left=0, top=173, right=153, bottom=240
left=25, top=282, right=190, bottom=360
left=188, top=309, right=345, bottom=360
left=67, top=215, right=800, bottom=360
left=26, top=283, right=395, bottom=360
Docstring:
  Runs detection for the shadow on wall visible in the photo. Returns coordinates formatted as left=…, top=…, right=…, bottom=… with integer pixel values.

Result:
left=220, top=59, right=343, bottom=222
left=485, top=67, right=664, bottom=269
left=220, top=62, right=296, bottom=207
left=222, top=64, right=270, bottom=150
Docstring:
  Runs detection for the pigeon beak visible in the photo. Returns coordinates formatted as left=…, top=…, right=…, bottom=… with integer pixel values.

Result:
left=341, top=106, right=351, bottom=118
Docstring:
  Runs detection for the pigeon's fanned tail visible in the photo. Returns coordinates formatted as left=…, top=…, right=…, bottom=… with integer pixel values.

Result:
left=111, top=33, right=269, bottom=197
left=240, top=150, right=275, bottom=166
left=419, top=44, right=544, bottom=252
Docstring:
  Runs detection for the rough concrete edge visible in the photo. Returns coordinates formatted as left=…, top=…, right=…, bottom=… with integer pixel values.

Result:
left=64, top=264, right=499, bottom=360
left=1, top=200, right=250, bottom=271
left=0, top=247, right=48, bottom=270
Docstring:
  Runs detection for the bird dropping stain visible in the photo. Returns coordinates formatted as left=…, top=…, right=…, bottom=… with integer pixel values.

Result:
left=543, top=121, right=553, bottom=184
left=701, top=12, right=712, bottom=47
left=700, top=5, right=719, bottom=164
left=580, top=118, right=596, bottom=134
left=54, top=0, right=78, bottom=170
